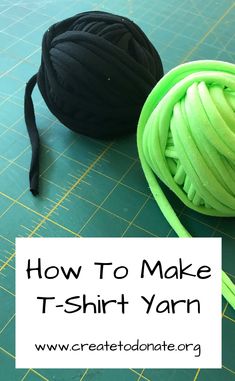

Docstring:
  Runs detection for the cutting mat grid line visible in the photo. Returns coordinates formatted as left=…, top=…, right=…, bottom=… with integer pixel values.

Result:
left=0, top=0, right=235, bottom=380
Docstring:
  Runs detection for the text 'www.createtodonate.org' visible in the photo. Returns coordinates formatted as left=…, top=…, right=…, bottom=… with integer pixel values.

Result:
left=34, top=340, right=201, bottom=357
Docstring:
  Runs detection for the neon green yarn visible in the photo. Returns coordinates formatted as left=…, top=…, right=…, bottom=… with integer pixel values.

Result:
left=137, top=60, right=235, bottom=309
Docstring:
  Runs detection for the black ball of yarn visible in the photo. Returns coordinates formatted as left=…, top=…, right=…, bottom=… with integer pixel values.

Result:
left=24, top=11, right=163, bottom=195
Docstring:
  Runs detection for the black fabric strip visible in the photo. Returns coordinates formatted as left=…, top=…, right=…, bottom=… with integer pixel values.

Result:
left=24, top=74, right=40, bottom=195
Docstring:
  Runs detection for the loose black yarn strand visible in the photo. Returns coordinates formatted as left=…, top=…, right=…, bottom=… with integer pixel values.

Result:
left=24, top=74, right=40, bottom=196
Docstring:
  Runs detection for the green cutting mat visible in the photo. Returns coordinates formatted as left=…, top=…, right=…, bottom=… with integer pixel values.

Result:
left=0, top=0, right=235, bottom=380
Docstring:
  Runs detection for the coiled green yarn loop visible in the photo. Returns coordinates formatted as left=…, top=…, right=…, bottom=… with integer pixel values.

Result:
left=137, top=60, right=235, bottom=309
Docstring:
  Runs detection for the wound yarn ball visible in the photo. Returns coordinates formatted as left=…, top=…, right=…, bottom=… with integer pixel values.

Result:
left=24, top=10, right=163, bottom=195
left=137, top=60, right=235, bottom=308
